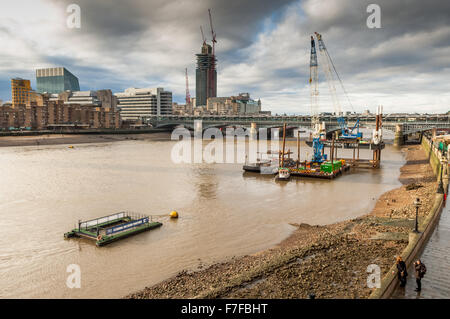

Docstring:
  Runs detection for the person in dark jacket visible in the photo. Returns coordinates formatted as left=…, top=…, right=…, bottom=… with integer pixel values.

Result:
left=414, top=259, right=427, bottom=292
left=396, top=256, right=408, bottom=287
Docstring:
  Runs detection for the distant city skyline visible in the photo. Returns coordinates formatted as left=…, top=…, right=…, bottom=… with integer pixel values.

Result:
left=0, top=0, right=449, bottom=114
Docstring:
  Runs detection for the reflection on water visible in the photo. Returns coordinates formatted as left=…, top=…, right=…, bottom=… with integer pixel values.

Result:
left=0, top=134, right=404, bottom=298
left=193, top=166, right=218, bottom=200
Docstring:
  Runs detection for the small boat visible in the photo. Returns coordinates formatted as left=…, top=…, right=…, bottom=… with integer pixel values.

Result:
left=243, top=151, right=279, bottom=175
left=276, top=168, right=291, bottom=180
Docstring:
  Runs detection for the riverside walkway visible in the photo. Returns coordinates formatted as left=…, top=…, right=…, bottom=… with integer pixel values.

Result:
left=392, top=201, right=450, bottom=299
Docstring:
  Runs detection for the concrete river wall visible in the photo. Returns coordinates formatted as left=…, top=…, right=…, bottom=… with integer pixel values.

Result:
left=370, top=135, right=448, bottom=299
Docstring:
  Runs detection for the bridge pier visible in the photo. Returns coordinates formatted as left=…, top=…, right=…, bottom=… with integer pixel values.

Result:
left=194, top=120, right=202, bottom=139
left=250, top=122, right=258, bottom=140
left=394, top=124, right=404, bottom=147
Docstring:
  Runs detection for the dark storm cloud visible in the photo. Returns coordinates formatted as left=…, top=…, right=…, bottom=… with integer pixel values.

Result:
left=1, top=0, right=449, bottom=112
left=302, top=0, right=450, bottom=35
left=295, top=0, right=450, bottom=72
left=52, top=0, right=296, bottom=51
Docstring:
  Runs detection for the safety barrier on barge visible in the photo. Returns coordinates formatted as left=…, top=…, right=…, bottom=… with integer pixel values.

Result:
left=64, top=212, right=162, bottom=246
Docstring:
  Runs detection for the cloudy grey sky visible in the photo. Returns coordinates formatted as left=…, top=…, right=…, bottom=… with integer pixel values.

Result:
left=0, top=0, right=449, bottom=114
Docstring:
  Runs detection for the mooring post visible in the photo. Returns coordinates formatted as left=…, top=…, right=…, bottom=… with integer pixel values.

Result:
left=357, top=142, right=360, bottom=161
left=281, top=123, right=287, bottom=168
left=331, top=133, right=335, bottom=172
left=394, top=124, right=404, bottom=147
left=335, top=135, right=338, bottom=159
left=373, top=110, right=383, bottom=168
left=353, top=147, right=355, bottom=166
left=297, top=130, right=300, bottom=169
left=250, top=122, right=258, bottom=141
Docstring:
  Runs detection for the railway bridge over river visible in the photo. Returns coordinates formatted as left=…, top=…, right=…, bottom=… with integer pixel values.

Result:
left=145, top=114, right=450, bottom=143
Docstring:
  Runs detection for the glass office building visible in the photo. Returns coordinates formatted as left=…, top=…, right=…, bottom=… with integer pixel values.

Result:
left=36, top=67, right=80, bottom=94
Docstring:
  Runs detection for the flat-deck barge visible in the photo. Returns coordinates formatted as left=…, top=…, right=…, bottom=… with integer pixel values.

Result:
left=288, top=162, right=351, bottom=179
left=64, top=212, right=162, bottom=246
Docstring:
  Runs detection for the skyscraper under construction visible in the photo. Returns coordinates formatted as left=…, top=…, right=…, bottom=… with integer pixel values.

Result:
left=195, top=42, right=217, bottom=107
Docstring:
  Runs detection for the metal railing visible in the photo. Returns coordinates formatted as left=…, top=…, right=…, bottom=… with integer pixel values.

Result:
left=79, top=212, right=126, bottom=230
left=78, top=211, right=149, bottom=232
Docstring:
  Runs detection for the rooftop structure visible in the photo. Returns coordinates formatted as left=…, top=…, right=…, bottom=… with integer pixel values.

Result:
left=205, top=93, right=261, bottom=115
left=48, top=90, right=117, bottom=109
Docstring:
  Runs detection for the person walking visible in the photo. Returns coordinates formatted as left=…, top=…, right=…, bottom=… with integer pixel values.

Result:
left=414, top=259, right=427, bottom=292
left=396, top=256, right=408, bottom=287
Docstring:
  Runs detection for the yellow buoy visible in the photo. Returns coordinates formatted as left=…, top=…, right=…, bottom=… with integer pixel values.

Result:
left=170, top=211, right=179, bottom=219
left=68, top=146, right=74, bottom=149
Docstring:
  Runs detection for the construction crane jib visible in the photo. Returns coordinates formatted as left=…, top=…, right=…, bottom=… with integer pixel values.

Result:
left=314, top=32, right=342, bottom=117
left=313, top=32, right=362, bottom=140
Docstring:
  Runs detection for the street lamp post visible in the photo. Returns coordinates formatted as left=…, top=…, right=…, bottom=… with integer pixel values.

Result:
left=414, top=198, right=421, bottom=233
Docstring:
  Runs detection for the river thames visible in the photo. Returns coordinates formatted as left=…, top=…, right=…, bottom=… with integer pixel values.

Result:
left=0, top=133, right=404, bottom=298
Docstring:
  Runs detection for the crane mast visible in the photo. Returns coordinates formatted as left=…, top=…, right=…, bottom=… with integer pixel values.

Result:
left=208, top=9, right=217, bottom=98
left=185, top=68, right=191, bottom=105
left=309, top=36, right=319, bottom=137
left=208, top=8, right=217, bottom=55
left=310, top=36, right=327, bottom=163
left=314, top=32, right=362, bottom=140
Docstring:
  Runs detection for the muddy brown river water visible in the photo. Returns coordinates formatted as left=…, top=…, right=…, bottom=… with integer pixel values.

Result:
left=0, top=133, right=404, bottom=298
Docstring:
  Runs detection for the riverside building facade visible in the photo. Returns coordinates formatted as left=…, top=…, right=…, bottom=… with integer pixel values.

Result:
left=11, top=78, right=32, bottom=108
left=115, top=87, right=172, bottom=121
left=1, top=86, right=120, bottom=130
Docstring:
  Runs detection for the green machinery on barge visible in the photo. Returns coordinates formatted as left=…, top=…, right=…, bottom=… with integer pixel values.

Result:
left=64, top=212, right=162, bottom=247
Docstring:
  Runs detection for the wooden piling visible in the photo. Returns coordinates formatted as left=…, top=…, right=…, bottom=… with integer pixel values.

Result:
left=297, top=130, right=300, bottom=169
left=281, top=123, right=286, bottom=168
left=331, top=133, right=335, bottom=172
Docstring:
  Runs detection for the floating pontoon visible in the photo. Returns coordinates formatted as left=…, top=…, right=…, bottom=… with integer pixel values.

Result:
left=64, top=212, right=162, bottom=246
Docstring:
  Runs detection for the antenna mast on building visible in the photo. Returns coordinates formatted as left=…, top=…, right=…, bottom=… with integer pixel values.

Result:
left=185, top=68, right=191, bottom=105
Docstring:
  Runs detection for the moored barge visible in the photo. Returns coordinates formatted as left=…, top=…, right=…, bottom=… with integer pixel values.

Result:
left=64, top=212, right=162, bottom=247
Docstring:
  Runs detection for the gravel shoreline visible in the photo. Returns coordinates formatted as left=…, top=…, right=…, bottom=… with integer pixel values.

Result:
left=127, top=144, right=437, bottom=299
left=0, top=132, right=170, bottom=147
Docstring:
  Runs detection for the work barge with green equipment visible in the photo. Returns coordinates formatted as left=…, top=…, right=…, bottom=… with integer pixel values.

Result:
left=64, top=212, right=162, bottom=247
left=274, top=112, right=384, bottom=181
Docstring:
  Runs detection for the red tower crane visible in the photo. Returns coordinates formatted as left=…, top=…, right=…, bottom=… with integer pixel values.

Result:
left=185, top=68, right=191, bottom=105
left=208, top=8, right=217, bottom=98
left=208, top=8, right=217, bottom=55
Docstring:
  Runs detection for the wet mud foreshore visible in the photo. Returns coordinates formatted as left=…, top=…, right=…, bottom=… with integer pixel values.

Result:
left=127, top=144, right=437, bottom=299
left=0, top=132, right=170, bottom=147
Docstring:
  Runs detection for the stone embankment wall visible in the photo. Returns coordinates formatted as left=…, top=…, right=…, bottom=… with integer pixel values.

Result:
left=370, top=135, right=448, bottom=299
